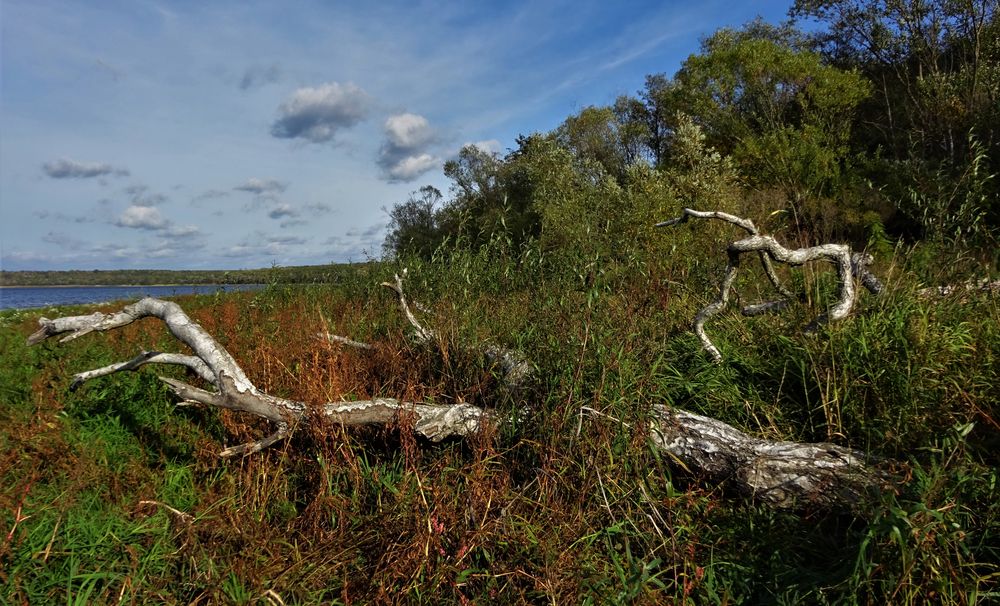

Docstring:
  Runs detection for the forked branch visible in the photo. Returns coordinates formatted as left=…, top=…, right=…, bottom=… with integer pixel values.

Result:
left=29, top=298, right=488, bottom=456
left=658, top=208, right=884, bottom=362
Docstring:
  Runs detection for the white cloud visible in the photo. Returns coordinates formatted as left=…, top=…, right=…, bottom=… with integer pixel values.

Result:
left=43, top=158, right=129, bottom=179
left=384, top=113, right=435, bottom=149
left=468, top=139, right=502, bottom=154
left=270, top=82, right=372, bottom=143
left=165, top=224, right=200, bottom=238
left=377, top=112, right=439, bottom=182
left=385, top=153, right=438, bottom=182
left=115, top=205, right=168, bottom=230
left=268, top=203, right=297, bottom=219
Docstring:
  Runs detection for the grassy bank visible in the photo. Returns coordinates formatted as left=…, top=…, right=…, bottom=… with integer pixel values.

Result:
left=1, top=244, right=997, bottom=604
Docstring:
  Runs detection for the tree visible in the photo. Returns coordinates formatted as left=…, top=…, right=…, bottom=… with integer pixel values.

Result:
left=791, top=0, right=999, bottom=164
left=670, top=29, right=872, bottom=202
left=383, top=186, right=445, bottom=259
left=554, top=104, right=649, bottom=181
left=791, top=0, right=1000, bottom=245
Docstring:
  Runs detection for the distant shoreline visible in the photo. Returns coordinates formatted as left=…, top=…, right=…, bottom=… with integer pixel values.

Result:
left=0, top=283, right=248, bottom=289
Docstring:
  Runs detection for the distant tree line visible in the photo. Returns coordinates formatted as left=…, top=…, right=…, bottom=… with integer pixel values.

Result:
left=1, top=264, right=370, bottom=287
left=384, top=0, right=998, bottom=262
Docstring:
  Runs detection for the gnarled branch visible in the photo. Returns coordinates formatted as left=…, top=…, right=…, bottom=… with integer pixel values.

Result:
left=658, top=208, right=884, bottom=362
left=29, top=298, right=489, bottom=456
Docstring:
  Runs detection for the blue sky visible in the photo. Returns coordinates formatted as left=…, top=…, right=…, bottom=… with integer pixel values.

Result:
left=1, top=0, right=794, bottom=270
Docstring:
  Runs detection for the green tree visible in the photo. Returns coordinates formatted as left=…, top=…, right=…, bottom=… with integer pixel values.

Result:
left=553, top=105, right=643, bottom=182
left=671, top=29, right=872, bottom=201
left=383, top=186, right=446, bottom=259
left=792, top=0, right=999, bottom=245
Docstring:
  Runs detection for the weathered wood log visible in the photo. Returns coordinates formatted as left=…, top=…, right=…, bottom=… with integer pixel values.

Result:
left=27, top=296, right=884, bottom=509
left=29, top=298, right=488, bottom=456
left=657, top=208, right=884, bottom=362
left=649, top=406, right=879, bottom=508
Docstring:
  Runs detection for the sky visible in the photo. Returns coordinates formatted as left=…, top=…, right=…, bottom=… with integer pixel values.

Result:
left=1, top=0, right=795, bottom=271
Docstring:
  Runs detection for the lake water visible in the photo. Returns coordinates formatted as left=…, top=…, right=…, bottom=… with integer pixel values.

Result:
left=0, top=284, right=265, bottom=310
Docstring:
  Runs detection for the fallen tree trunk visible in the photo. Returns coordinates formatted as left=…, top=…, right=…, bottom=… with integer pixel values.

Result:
left=28, top=294, right=884, bottom=509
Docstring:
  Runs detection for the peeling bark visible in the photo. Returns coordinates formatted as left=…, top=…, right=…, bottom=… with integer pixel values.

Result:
left=658, top=208, right=884, bottom=362
left=916, top=278, right=999, bottom=299
left=649, top=406, right=879, bottom=508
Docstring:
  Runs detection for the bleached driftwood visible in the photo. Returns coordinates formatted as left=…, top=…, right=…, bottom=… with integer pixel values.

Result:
left=657, top=208, right=884, bottom=362
left=28, top=294, right=883, bottom=509
left=28, top=298, right=487, bottom=457
left=649, top=407, right=877, bottom=507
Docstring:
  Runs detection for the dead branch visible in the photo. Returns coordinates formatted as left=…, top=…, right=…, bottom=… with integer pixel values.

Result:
left=29, top=298, right=489, bottom=456
left=28, top=294, right=884, bottom=509
left=380, top=268, right=436, bottom=343
left=916, top=278, right=999, bottom=299
left=321, top=269, right=534, bottom=393
left=658, top=208, right=884, bottom=362
left=650, top=406, right=879, bottom=508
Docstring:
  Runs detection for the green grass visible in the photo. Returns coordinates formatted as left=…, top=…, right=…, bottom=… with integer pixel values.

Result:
left=1, top=246, right=997, bottom=604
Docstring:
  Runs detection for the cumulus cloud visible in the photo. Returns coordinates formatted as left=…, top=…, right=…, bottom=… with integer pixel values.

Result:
left=234, top=177, right=287, bottom=195
left=270, top=82, right=372, bottom=143
left=384, top=153, right=438, bottom=181
left=377, top=112, right=439, bottom=182
left=124, top=184, right=168, bottom=206
left=114, top=205, right=169, bottom=230
left=385, top=113, right=436, bottom=149
left=239, top=64, right=281, bottom=91
left=43, top=158, right=129, bottom=179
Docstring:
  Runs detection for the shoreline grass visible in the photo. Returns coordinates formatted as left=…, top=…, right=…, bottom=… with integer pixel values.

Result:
left=1, top=250, right=997, bottom=604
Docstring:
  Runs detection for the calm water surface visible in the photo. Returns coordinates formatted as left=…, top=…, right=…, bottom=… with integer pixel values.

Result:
left=0, top=284, right=265, bottom=310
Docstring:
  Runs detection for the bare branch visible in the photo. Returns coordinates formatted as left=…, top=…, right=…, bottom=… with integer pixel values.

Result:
left=28, top=294, right=885, bottom=509
left=917, top=278, right=999, bottom=299
left=70, top=351, right=215, bottom=390
left=658, top=209, right=884, bottom=362
left=380, top=269, right=436, bottom=343
left=650, top=406, right=881, bottom=509
left=656, top=208, right=760, bottom=234
left=657, top=207, right=793, bottom=299
left=317, top=333, right=374, bottom=350
left=379, top=269, right=534, bottom=392
left=219, top=423, right=290, bottom=458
